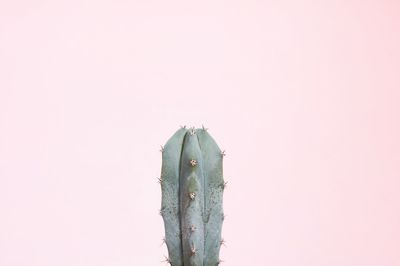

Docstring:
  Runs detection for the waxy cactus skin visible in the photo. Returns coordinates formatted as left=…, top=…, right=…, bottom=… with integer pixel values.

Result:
left=160, top=126, right=225, bottom=266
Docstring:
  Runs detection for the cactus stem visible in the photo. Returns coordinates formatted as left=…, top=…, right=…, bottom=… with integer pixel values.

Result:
left=161, top=127, right=224, bottom=264
left=189, top=192, right=196, bottom=200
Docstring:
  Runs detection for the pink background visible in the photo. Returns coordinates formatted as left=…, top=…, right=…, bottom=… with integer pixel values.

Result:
left=1, top=0, right=400, bottom=265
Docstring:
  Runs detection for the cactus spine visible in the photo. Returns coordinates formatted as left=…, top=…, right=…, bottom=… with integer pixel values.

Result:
left=160, top=126, right=225, bottom=266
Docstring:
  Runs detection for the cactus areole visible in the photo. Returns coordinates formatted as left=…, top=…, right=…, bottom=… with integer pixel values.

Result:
left=160, top=126, right=225, bottom=266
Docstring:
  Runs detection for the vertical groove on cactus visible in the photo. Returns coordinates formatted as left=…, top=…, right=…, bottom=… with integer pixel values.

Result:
left=160, top=126, right=224, bottom=266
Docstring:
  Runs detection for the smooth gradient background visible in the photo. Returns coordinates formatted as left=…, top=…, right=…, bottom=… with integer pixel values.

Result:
left=1, top=1, right=400, bottom=265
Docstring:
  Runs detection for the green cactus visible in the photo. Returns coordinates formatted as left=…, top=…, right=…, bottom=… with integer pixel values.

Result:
left=159, top=126, right=225, bottom=266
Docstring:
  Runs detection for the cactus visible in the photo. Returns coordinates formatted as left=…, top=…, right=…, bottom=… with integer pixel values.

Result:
left=159, top=126, right=225, bottom=266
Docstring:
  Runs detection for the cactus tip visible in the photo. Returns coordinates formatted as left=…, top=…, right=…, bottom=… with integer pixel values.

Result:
left=189, top=126, right=196, bottom=135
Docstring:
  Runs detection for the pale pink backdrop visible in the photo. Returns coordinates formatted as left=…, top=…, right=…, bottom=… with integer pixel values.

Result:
left=1, top=0, right=400, bottom=265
